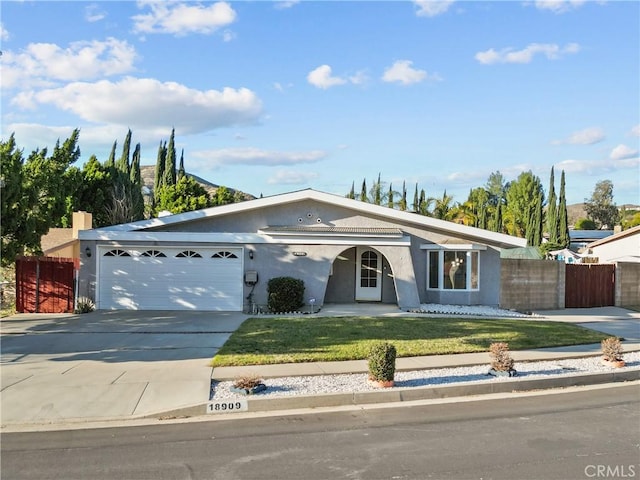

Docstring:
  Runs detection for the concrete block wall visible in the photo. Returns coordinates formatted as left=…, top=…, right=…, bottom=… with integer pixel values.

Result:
left=615, top=262, right=640, bottom=307
left=500, top=259, right=564, bottom=311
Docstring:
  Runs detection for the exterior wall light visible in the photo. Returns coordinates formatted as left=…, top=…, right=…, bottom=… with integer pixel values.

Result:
left=85, top=246, right=92, bottom=258
left=249, top=250, right=254, bottom=260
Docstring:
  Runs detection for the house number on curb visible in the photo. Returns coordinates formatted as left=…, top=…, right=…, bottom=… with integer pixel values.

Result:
left=207, top=400, right=249, bottom=413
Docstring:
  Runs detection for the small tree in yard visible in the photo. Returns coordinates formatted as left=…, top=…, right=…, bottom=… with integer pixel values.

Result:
left=601, top=337, right=624, bottom=365
left=368, top=342, right=396, bottom=386
left=267, top=277, right=305, bottom=313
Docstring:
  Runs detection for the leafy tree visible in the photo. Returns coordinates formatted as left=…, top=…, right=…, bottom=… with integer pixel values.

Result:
left=557, top=170, right=570, bottom=247
left=75, top=155, right=114, bottom=227
left=547, top=167, right=557, bottom=243
left=178, top=149, right=186, bottom=180
left=105, top=140, right=117, bottom=169
left=526, top=190, right=543, bottom=247
left=387, top=183, right=394, bottom=209
left=575, top=218, right=597, bottom=230
left=504, top=171, right=543, bottom=238
left=154, top=176, right=211, bottom=214
left=486, top=171, right=507, bottom=207
left=212, top=185, right=234, bottom=206
left=584, top=179, right=619, bottom=229
left=1, top=135, right=28, bottom=266
left=432, top=190, right=454, bottom=220
left=467, top=187, right=489, bottom=229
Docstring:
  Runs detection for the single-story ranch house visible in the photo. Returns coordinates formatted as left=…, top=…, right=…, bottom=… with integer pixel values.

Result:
left=77, top=189, right=526, bottom=311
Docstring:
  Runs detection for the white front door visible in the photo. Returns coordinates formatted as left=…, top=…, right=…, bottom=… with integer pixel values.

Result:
left=355, top=247, right=382, bottom=301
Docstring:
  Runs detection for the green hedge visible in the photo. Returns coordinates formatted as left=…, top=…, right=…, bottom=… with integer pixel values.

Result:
left=267, top=277, right=305, bottom=312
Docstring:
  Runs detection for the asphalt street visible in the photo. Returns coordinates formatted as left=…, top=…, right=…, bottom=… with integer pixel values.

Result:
left=2, top=383, right=639, bottom=480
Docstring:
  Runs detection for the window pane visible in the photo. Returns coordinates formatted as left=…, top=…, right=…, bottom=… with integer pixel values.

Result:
left=470, top=252, right=479, bottom=289
left=429, top=251, right=439, bottom=289
left=444, top=251, right=466, bottom=289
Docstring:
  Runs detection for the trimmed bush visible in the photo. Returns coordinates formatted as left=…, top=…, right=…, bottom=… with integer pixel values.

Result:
left=267, top=277, right=305, bottom=313
left=489, top=342, right=515, bottom=372
left=368, top=342, right=396, bottom=382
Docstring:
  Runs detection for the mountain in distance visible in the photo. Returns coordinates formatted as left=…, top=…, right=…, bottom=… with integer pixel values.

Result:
left=140, top=165, right=255, bottom=201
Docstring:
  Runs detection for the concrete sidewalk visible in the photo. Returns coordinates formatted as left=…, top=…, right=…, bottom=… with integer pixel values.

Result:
left=1, top=306, right=639, bottom=430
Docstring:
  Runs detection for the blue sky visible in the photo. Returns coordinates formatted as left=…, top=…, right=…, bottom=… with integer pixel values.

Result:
left=2, top=0, right=639, bottom=205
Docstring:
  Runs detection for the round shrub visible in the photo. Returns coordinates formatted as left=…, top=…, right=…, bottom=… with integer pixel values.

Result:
left=267, top=277, right=305, bottom=313
left=368, top=342, right=396, bottom=382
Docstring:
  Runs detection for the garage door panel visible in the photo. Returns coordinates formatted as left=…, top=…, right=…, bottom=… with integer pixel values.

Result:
left=98, top=247, right=243, bottom=311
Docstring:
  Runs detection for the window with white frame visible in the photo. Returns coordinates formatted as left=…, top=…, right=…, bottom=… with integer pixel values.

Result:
left=426, top=248, right=480, bottom=291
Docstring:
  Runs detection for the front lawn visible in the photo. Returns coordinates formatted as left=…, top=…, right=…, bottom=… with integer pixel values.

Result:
left=211, top=316, right=608, bottom=367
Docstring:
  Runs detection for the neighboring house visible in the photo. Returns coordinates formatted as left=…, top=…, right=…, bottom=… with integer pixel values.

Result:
left=78, top=189, right=526, bottom=312
left=584, top=225, right=640, bottom=263
left=40, top=211, right=93, bottom=258
left=569, top=229, right=613, bottom=253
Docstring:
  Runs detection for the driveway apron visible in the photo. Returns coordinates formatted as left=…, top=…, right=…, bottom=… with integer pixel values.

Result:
left=0, top=311, right=247, bottom=425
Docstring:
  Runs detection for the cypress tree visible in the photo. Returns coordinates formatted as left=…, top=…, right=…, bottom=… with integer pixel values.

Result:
left=373, top=172, right=382, bottom=205
left=412, top=183, right=419, bottom=212
left=178, top=149, right=186, bottom=180
left=558, top=170, right=570, bottom=248
left=130, top=143, right=145, bottom=220
left=154, top=140, right=166, bottom=204
left=547, top=167, right=557, bottom=243
left=164, top=128, right=177, bottom=187
left=419, top=189, right=427, bottom=215
left=105, top=140, right=117, bottom=169
left=116, top=129, right=131, bottom=175
left=387, top=183, right=394, bottom=209
left=360, top=179, right=368, bottom=202
left=399, top=181, right=407, bottom=211
left=347, top=181, right=355, bottom=199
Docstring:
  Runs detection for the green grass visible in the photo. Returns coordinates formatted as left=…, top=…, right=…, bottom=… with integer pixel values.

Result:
left=211, top=316, right=609, bottom=367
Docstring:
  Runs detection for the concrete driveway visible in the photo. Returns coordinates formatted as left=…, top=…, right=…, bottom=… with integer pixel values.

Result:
left=1, top=311, right=247, bottom=427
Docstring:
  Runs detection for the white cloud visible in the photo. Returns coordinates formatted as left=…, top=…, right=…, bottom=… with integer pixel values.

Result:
left=414, top=0, right=455, bottom=17
left=1, top=23, right=9, bottom=41
left=534, top=0, right=587, bottom=14
left=307, top=65, right=347, bottom=89
left=555, top=156, right=640, bottom=174
left=85, top=3, right=107, bottom=22
left=267, top=170, right=319, bottom=185
left=1, top=38, right=137, bottom=89
left=552, top=127, right=605, bottom=145
left=132, top=1, right=237, bottom=36
left=12, top=77, right=263, bottom=134
left=610, top=144, right=638, bottom=161
left=382, top=60, right=439, bottom=85
left=475, top=43, right=580, bottom=65
left=274, top=1, right=300, bottom=10
left=631, top=125, right=640, bottom=137
left=191, top=147, right=327, bottom=167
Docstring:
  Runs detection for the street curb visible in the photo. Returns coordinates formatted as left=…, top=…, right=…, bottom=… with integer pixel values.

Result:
left=152, top=367, right=640, bottom=419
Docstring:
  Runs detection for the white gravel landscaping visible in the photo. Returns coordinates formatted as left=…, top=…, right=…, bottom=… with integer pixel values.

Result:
left=211, top=352, right=640, bottom=401
left=415, top=303, right=540, bottom=317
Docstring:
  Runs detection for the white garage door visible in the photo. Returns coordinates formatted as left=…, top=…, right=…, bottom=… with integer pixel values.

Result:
left=98, top=246, right=243, bottom=311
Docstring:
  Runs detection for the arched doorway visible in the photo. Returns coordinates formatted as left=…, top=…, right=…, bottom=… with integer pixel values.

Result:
left=324, top=247, right=397, bottom=304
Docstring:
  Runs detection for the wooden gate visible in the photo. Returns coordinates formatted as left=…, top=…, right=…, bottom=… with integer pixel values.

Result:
left=16, top=257, right=78, bottom=313
left=565, top=263, right=615, bottom=308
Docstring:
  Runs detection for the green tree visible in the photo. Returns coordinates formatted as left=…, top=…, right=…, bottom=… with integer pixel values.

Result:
left=116, top=129, right=131, bottom=176
left=213, top=185, right=234, bottom=206
left=387, top=183, right=394, bottom=209
left=163, top=128, right=177, bottom=188
left=546, top=167, right=557, bottom=243
left=178, top=149, right=186, bottom=180
left=432, top=190, right=454, bottom=220
left=412, top=183, right=419, bottom=213
left=155, top=176, right=211, bottom=214
left=467, top=187, right=489, bottom=229
left=1, top=135, right=29, bottom=266
left=75, top=155, right=114, bottom=227
left=399, top=181, right=407, bottom=211
left=371, top=173, right=382, bottom=205
left=347, top=181, right=355, bottom=199
left=574, top=218, right=597, bottom=230
left=557, top=170, right=570, bottom=247
left=129, top=143, right=145, bottom=221
left=584, top=179, right=620, bottom=229
left=504, top=171, right=543, bottom=238
left=359, top=179, right=368, bottom=202
left=526, top=190, right=543, bottom=247
left=153, top=140, right=166, bottom=203
left=105, top=140, right=117, bottom=169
